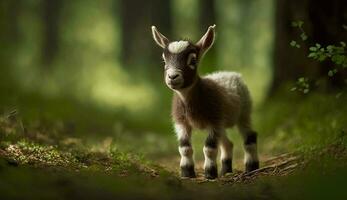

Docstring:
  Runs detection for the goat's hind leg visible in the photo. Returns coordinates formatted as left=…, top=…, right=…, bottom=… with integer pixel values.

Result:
left=237, top=123, right=259, bottom=172
left=175, top=123, right=196, bottom=178
left=219, top=132, right=233, bottom=176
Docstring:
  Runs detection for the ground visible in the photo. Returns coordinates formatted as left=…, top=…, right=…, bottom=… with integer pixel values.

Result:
left=1, top=92, right=347, bottom=199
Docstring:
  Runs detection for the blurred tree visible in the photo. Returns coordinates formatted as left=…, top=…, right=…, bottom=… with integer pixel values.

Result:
left=41, top=0, right=63, bottom=68
left=0, top=0, right=22, bottom=84
left=271, top=0, right=347, bottom=93
left=198, top=0, right=217, bottom=70
left=1, top=0, right=21, bottom=43
left=119, top=0, right=172, bottom=68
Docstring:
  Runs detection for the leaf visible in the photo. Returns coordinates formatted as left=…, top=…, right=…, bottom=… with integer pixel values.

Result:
left=315, top=43, right=321, bottom=48
left=343, top=25, right=347, bottom=30
left=340, top=41, right=346, bottom=47
left=290, top=40, right=297, bottom=47
left=297, top=20, right=304, bottom=28
left=332, top=55, right=344, bottom=65
left=328, top=70, right=334, bottom=77
left=309, top=47, right=317, bottom=51
left=300, top=33, right=308, bottom=41
left=303, top=89, right=309, bottom=94
left=290, top=87, right=297, bottom=91
left=291, top=21, right=298, bottom=27
left=318, top=54, right=327, bottom=62
left=308, top=52, right=316, bottom=58
left=326, top=45, right=334, bottom=52
left=298, top=77, right=305, bottom=82
left=296, top=44, right=301, bottom=48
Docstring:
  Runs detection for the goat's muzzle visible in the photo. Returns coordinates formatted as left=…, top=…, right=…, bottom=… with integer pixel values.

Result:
left=165, top=68, right=184, bottom=89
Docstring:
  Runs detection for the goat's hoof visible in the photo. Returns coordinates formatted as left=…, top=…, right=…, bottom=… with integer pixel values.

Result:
left=245, top=161, right=259, bottom=173
left=221, top=159, right=232, bottom=176
left=220, top=168, right=232, bottom=176
left=180, top=165, right=196, bottom=178
left=205, top=165, right=218, bottom=179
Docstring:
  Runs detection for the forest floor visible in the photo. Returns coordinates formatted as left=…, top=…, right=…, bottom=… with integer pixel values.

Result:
left=1, top=93, right=347, bottom=199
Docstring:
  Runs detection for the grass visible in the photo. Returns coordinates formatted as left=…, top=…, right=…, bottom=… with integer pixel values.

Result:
left=1, top=85, right=347, bottom=199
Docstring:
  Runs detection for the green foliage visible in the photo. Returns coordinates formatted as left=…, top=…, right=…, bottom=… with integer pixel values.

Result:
left=291, top=20, right=308, bottom=43
left=290, top=77, right=310, bottom=94
left=291, top=20, right=304, bottom=28
left=308, top=42, right=347, bottom=67
left=290, top=21, right=347, bottom=93
left=290, top=40, right=301, bottom=48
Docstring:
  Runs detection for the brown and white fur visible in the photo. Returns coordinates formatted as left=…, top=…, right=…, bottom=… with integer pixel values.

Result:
left=151, top=25, right=259, bottom=179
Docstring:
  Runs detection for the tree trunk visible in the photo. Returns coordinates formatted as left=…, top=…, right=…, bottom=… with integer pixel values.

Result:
left=41, top=0, right=63, bottom=68
left=198, top=0, right=217, bottom=71
left=119, top=0, right=172, bottom=68
left=271, top=0, right=347, bottom=94
left=0, top=0, right=22, bottom=83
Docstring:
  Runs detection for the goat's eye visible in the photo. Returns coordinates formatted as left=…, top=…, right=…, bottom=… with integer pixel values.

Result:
left=187, top=53, right=197, bottom=69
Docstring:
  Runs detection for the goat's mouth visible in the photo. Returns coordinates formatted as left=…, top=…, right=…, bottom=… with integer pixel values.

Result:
left=166, top=80, right=183, bottom=89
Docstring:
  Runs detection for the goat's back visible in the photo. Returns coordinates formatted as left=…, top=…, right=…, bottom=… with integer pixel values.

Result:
left=204, top=71, right=252, bottom=125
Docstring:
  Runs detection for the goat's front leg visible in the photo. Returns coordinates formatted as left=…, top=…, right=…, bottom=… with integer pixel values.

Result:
left=203, top=128, right=220, bottom=179
left=175, top=123, right=196, bottom=178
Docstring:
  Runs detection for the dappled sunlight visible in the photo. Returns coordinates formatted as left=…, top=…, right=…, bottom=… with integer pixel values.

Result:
left=89, top=62, right=156, bottom=113
left=5, top=0, right=156, bottom=114
left=61, top=0, right=118, bottom=54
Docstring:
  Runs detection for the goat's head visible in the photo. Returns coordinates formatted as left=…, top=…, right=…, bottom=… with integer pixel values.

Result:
left=151, top=25, right=216, bottom=90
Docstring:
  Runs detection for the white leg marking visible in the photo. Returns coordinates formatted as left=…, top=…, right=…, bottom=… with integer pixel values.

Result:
left=179, top=146, right=194, bottom=166
left=175, top=123, right=194, bottom=167
left=174, top=124, right=189, bottom=140
left=244, top=143, right=259, bottom=164
left=203, top=146, right=217, bottom=169
left=219, top=134, right=233, bottom=161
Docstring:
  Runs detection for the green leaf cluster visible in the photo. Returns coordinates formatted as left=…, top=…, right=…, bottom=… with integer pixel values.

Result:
left=290, top=21, right=347, bottom=91
left=290, top=40, right=301, bottom=48
left=291, top=77, right=310, bottom=94
left=308, top=42, right=347, bottom=76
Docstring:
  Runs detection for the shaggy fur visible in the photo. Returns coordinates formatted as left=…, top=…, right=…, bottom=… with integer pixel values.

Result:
left=151, top=25, right=259, bottom=179
left=172, top=72, right=247, bottom=130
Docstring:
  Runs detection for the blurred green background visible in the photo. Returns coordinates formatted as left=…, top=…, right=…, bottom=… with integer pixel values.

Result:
left=0, top=0, right=346, bottom=168
left=1, top=0, right=347, bottom=199
left=0, top=0, right=274, bottom=157
left=0, top=0, right=346, bottom=155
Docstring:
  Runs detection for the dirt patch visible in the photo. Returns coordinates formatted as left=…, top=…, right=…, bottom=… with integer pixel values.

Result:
left=157, top=152, right=304, bottom=185
left=218, top=153, right=302, bottom=185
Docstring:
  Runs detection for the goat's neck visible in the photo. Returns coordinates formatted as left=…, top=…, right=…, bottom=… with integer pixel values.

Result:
left=174, top=76, right=201, bottom=104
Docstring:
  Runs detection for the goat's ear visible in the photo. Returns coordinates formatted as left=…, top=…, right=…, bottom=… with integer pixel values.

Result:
left=151, top=26, right=169, bottom=49
left=196, top=24, right=216, bottom=55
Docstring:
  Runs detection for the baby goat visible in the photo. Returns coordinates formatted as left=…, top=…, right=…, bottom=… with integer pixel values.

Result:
left=151, top=25, right=259, bottom=179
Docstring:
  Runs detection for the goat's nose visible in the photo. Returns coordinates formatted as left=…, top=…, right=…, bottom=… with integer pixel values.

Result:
left=168, top=74, right=179, bottom=80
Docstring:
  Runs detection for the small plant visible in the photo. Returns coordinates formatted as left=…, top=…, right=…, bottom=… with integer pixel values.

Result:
left=290, top=21, right=347, bottom=94
left=291, top=77, right=310, bottom=94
